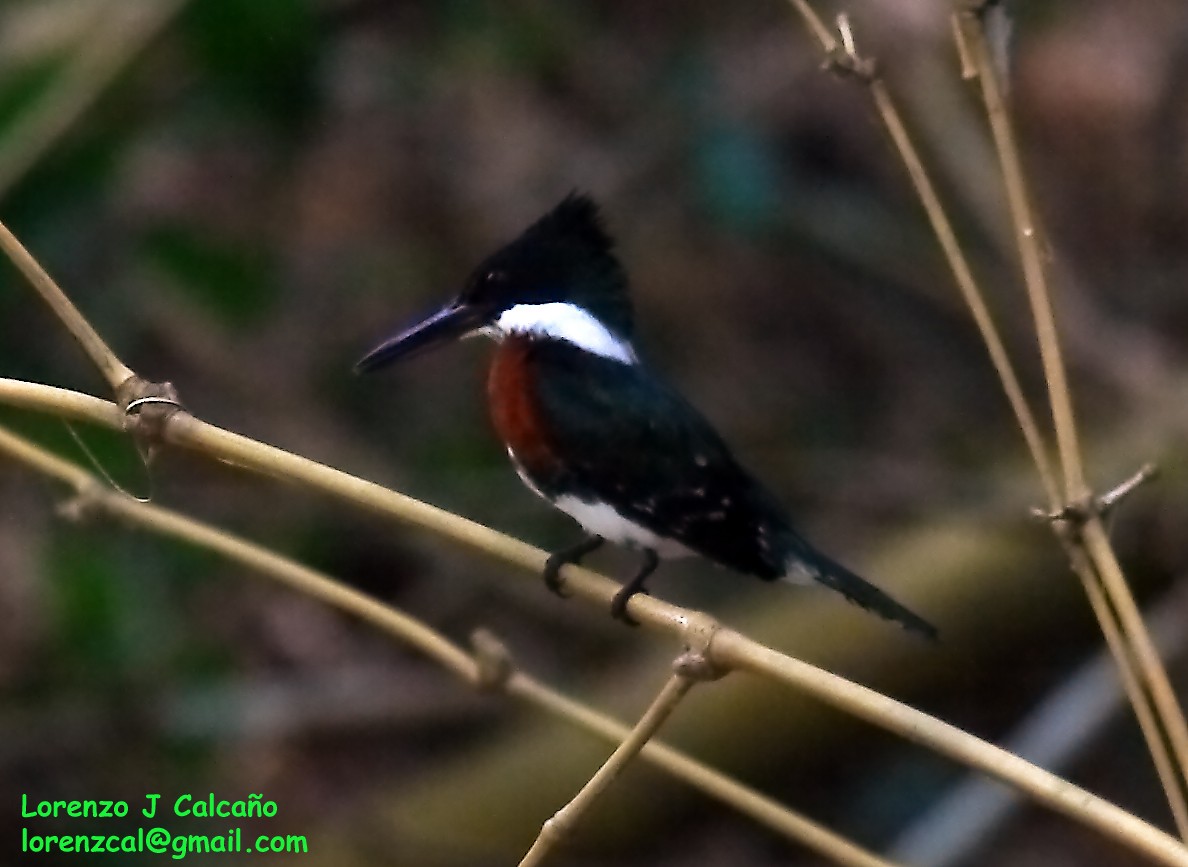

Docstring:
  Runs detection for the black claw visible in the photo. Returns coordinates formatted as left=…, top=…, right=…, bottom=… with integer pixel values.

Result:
left=542, top=558, right=569, bottom=597
left=542, top=535, right=604, bottom=598
left=610, top=585, right=650, bottom=626
left=610, top=548, right=659, bottom=626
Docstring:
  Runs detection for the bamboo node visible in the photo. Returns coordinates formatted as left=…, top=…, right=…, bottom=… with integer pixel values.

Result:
left=1031, top=464, right=1159, bottom=526
left=471, top=628, right=515, bottom=692
left=823, top=14, right=878, bottom=82
left=55, top=484, right=104, bottom=523
left=674, top=611, right=727, bottom=681
left=117, top=376, right=184, bottom=458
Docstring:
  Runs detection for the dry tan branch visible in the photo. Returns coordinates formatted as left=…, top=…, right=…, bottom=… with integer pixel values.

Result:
left=508, top=676, right=900, bottom=867
left=954, top=5, right=1188, bottom=827
left=0, top=420, right=897, bottom=867
left=519, top=673, right=697, bottom=866
left=0, top=218, right=132, bottom=389
left=2, top=377, right=1187, bottom=866
left=781, top=0, right=1187, bottom=836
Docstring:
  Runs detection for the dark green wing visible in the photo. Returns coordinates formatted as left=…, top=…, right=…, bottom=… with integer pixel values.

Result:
left=529, top=342, right=789, bottom=578
left=526, top=341, right=938, bottom=639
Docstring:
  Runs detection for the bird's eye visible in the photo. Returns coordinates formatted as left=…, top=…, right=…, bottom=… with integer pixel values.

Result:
left=464, top=268, right=508, bottom=302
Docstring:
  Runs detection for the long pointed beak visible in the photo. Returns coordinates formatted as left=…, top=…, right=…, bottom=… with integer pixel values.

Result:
left=355, top=300, right=487, bottom=373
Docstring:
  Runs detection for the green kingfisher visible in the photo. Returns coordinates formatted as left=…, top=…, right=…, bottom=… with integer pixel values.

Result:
left=357, top=194, right=936, bottom=638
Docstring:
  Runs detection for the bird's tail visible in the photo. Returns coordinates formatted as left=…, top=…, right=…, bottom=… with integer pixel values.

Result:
left=782, top=533, right=938, bottom=641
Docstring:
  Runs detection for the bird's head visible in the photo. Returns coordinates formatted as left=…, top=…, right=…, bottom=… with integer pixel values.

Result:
left=356, top=193, right=636, bottom=373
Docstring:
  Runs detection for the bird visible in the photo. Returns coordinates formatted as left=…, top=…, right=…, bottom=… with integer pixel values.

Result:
left=357, top=193, right=936, bottom=639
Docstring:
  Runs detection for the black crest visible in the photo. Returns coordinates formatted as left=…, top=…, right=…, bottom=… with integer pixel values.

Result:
left=521, top=193, right=615, bottom=255
left=462, top=192, right=634, bottom=337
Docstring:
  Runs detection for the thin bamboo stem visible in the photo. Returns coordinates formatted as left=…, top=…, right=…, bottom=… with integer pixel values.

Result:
left=866, top=75, right=1060, bottom=505
left=1083, top=514, right=1188, bottom=783
left=714, top=632, right=1188, bottom=867
left=778, top=0, right=1186, bottom=829
left=1072, top=542, right=1188, bottom=839
left=518, top=674, right=695, bottom=866
left=958, top=8, right=1188, bottom=803
left=511, top=675, right=900, bottom=867
left=957, top=14, right=1085, bottom=500
left=786, top=0, right=1060, bottom=516
left=0, top=219, right=132, bottom=389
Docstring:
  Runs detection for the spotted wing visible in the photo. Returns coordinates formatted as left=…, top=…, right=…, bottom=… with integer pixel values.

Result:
left=528, top=342, right=789, bottom=578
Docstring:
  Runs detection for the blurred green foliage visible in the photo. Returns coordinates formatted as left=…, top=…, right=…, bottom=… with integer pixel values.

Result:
left=142, top=227, right=280, bottom=325
left=181, top=0, right=319, bottom=128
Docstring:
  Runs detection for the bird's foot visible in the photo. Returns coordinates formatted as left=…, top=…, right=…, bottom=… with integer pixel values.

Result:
left=610, top=548, right=660, bottom=627
left=542, top=555, right=572, bottom=598
left=610, top=584, right=650, bottom=626
left=542, top=535, right=604, bottom=598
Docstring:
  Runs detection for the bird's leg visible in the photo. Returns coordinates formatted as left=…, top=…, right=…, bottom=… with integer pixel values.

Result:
left=610, top=548, right=660, bottom=626
left=543, top=535, right=604, bottom=597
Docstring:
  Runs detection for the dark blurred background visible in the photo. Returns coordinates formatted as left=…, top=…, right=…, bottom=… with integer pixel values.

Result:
left=3, top=1, right=1188, bottom=865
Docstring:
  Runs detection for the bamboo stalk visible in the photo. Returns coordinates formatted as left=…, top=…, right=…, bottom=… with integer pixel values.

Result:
left=2, top=378, right=1187, bottom=867
left=776, top=0, right=1187, bottom=830
left=957, top=7, right=1188, bottom=806
left=0, top=420, right=900, bottom=867
left=519, top=674, right=696, bottom=866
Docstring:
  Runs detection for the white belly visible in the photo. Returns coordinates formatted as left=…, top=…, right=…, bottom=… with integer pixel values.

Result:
left=508, top=449, right=691, bottom=558
left=553, top=495, right=692, bottom=558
